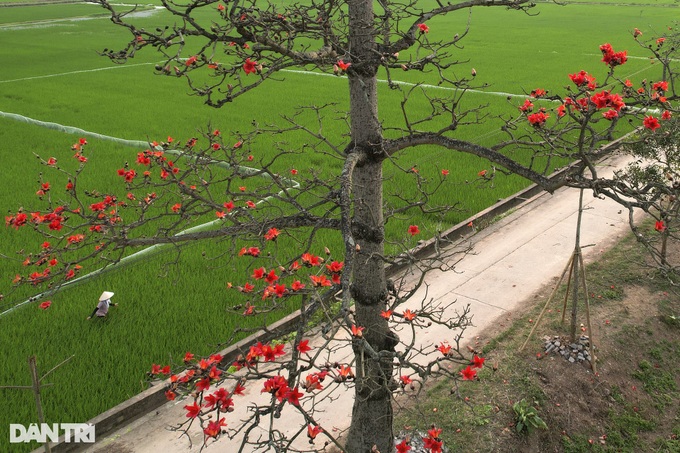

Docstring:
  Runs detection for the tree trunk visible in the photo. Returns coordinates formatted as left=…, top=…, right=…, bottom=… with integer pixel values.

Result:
left=344, top=1, right=396, bottom=452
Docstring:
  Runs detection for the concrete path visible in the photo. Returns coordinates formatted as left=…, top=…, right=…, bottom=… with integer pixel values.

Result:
left=85, top=153, right=642, bottom=453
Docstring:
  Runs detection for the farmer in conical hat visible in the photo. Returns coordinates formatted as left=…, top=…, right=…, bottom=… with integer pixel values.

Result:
left=86, top=291, right=118, bottom=320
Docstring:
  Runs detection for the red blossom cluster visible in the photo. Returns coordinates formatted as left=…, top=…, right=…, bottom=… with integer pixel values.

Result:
left=527, top=111, right=549, bottom=127
left=519, top=99, right=534, bottom=112
left=459, top=354, right=485, bottom=381
left=568, top=70, right=597, bottom=90
left=264, top=227, right=280, bottom=241
left=261, top=375, right=304, bottom=406
left=238, top=246, right=261, bottom=257
left=643, top=115, right=661, bottom=131
left=421, top=426, right=444, bottom=453
left=71, top=138, right=89, bottom=163
left=599, top=43, right=628, bottom=67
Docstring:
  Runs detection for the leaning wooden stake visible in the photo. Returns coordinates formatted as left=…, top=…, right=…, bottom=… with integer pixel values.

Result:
left=520, top=189, right=597, bottom=372
left=519, top=254, right=574, bottom=352
left=28, top=356, right=51, bottom=453
left=578, top=251, right=597, bottom=374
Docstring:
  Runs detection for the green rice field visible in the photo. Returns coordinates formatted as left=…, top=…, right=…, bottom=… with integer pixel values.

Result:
left=0, top=0, right=674, bottom=450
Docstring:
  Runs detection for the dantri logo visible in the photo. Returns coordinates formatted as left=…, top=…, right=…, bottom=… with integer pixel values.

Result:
left=9, top=423, right=95, bottom=444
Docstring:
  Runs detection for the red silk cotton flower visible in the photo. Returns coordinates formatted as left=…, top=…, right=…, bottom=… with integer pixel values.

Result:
left=460, top=365, right=477, bottom=381
left=418, top=23, right=429, bottom=34
left=527, top=112, right=549, bottom=127
left=643, top=116, right=661, bottom=131
left=243, top=58, right=257, bottom=75
left=599, top=43, right=627, bottom=67
left=408, top=225, right=420, bottom=236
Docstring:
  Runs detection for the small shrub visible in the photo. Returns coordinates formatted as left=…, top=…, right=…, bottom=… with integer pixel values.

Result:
left=513, top=399, right=548, bottom=434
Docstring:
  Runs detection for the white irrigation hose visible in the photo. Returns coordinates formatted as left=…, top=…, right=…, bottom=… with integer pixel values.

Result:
left=0, top=111, right=300, bottom=316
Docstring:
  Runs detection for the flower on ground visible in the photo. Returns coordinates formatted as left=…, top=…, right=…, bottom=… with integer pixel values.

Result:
left=39, top=301, right=51, bottom=310
left=408, top=225, right=420, bottom=236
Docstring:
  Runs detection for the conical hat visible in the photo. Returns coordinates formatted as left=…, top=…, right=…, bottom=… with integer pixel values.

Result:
left=99, top=291, right=115, bottom=301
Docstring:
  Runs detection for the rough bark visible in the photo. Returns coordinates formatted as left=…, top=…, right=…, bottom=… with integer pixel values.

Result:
left=344, top=1, right=396, bottom=452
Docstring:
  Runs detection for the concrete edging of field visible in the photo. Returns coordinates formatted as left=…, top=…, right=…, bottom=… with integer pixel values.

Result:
left=37, top=132, right=634, bottom=453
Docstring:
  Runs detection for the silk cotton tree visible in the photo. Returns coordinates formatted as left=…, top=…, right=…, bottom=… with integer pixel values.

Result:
left=6, top=0, right=680, bottom=451
left=91, top=1, right=561, bottom=451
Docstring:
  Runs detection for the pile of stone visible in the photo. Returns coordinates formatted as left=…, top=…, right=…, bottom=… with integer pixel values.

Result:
left=542, top=335, right=593, bottom=364
left=394, top=431, right=450, bottom=453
